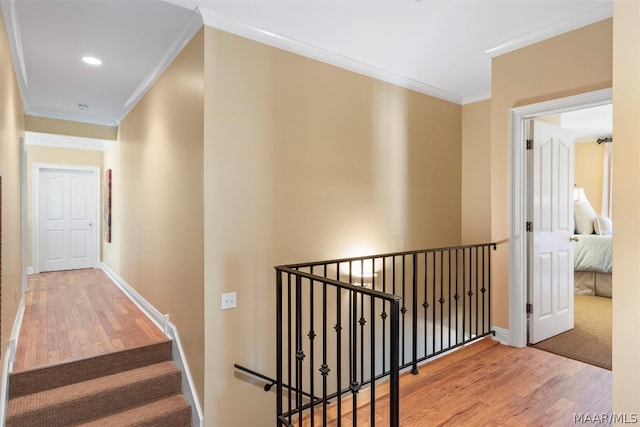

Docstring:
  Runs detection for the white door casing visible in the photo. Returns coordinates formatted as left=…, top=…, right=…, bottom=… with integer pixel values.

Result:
left=508, top=88, right=612, bottom=348
left=529, top=120, right=575, bottom=344
left=34, top=164, right=100, bottom=273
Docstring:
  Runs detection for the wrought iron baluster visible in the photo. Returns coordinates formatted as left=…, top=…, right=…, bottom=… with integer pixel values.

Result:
left=389, top=299, right=400, bottom=427
left=411, top=253, right=418, bottom=375
left=481, top=246, right=486, bottom=335
left=489, top=244, right=495, bottom=335
left=467, top=247, right=473, bottom=343
left=370, top=294, right=376, bottom=425
left=321, top=266, right=328, bottom=425
left=432, top=251, right=436, bottom=355
left=276, top=270, right=283, bottom=422
left=440, top=249, right=444, bottom=352
left=382, top=257, right=387, bottom=373
left=455, top=249, right=459, bottom=345
left=308, top=270, right=315, bottom=425
left=423, top=252, right=428, bottom=357
left=349, top=262, right=359, bottom=427
left=359, top=259, right=365, bottom=386
left=475, top=246, right=479, bottom=338
left=287, top=273, right=292, bottom=424
left=295, top=275, right=304, bottom=421
left=448, top=249, right=452, bottom=348
left=336, top=281, right=342, bottom=427
left=401, top=255, right=406, bottom=366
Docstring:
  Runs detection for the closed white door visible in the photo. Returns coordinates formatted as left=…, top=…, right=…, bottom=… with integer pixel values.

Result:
left=38, top=168, right=96, bottom=272
left=529, top=120, right=575, bottom=344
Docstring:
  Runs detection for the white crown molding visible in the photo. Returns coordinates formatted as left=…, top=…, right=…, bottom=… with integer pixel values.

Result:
left=484, top=2, right=612, bottom=58
left=25, top=131, right=110, bottom=152
left=1, top=0, right=31, bottom=110
left=119, top=7, right=203, bottom=121
left=27, top=108, right=120, bottom=128
left=462, top=95, right=491, bottom=106
left=199, top=7, right=464, bottom=105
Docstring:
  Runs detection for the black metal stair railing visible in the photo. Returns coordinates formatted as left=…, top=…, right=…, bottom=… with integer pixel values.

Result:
left=276, top=268, right=401, bottom=427
left=235, top=242, right=497, bottom=426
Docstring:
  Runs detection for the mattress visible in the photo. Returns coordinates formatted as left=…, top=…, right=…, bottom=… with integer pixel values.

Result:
left=574, top=234, right=612, bottom=274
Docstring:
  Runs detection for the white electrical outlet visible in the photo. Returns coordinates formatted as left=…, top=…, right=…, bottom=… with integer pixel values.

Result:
left=221, top=292, right=237, bottom=310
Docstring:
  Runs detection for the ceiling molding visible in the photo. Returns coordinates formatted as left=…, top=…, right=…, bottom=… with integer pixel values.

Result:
left=26, top=107, right=121, bottom=127
left=1, top=0, right=31, bottom=108
left=199, top=7, right=464, bottom=105
left=483, top=2, right=612, bottom=57
left=462, top=95, right=492, bottom=106
left=119, top=8, right=203, bottom=122
left=25, top=131, right=110, bottom=152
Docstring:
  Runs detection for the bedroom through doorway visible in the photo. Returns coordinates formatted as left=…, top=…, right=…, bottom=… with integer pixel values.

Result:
left=528, top=103, right=613, bottom=370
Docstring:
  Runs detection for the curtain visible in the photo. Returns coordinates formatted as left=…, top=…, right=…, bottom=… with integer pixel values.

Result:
left=601, top=142, right=613, bottom=217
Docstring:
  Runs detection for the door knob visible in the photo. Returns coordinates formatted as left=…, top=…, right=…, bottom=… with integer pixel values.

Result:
left=570, top=236, right=580, bottom=242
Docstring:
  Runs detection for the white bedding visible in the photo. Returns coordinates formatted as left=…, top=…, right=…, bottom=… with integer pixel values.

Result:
left=574, top=234, right=612, bottom=273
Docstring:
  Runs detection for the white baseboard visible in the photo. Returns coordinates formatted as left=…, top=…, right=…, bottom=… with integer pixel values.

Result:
left=27, top=266, right=33, bottom=275
left=101, top=263, right=204, bottom=427
left=1, top=295, right=26, bottom=424
left=491, top=326, right=511, bottom=346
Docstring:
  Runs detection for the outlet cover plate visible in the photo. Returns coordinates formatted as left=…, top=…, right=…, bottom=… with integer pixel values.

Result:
left=221, top=292, right=237, bottom=310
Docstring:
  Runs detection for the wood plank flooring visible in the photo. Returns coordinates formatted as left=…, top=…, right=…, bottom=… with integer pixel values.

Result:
left=299, top=338, right=612, bottom=426
left=13, top=268, right=168, bottom=372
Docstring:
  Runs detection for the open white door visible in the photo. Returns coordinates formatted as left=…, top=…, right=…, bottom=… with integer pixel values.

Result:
left=37, top=167, right=97, bottom=272
left=529, top=120, right=575, bottom=344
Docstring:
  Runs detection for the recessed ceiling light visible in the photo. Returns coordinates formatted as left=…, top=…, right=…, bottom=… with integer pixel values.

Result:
left=82, top=56, right=102, bottom=66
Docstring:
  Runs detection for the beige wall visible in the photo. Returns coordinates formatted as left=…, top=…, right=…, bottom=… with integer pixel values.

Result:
left=574, top=141, right=605, bottom=214
left=203, top=27, right=462, bottom=426
left=490, top=19, right=613, bottom=328
left=612, top=0, right=640, bottom=413
left=461, top=99, right=491, bottom=244
left=25, top=115, right=117, bottom=140
left=0, top=7, right=25, bottom=358
left=25, top=145, right=104, bottom=268
left=108, top=30, right=205, bottom=403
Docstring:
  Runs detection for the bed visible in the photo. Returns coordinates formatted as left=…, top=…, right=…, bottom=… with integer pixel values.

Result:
left=573, top=203, right=612, bottom=298
left=574, top=234, right=612, bottom=298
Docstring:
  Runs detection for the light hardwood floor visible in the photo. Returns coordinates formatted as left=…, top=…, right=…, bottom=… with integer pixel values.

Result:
left=300, top=338, right=612, bottom=426
left=15, top=269, right=612, bottom=425
left=13, top=268, right=167, bottom=372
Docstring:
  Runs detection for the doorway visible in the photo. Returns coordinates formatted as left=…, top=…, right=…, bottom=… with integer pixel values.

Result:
left=33, top=164, right=101, bottom=273
left=508, top=88, right=612, bottom=349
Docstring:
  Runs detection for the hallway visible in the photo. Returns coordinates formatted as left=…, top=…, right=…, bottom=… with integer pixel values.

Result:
left=13, top=268, right=168, bottom=372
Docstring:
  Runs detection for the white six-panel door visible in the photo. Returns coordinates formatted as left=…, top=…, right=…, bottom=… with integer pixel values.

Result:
left=37, top=167, right=97, bottom=272
left=529, top=120, right=575, bottom=344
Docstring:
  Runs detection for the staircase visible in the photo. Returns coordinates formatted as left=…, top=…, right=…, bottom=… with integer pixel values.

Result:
left=6, top=340, right=191, bottom=426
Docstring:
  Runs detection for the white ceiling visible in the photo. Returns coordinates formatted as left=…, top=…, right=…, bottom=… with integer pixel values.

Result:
left=1, top=0, right=613, bottom=127
left=561, top=104, right=612, bottom=142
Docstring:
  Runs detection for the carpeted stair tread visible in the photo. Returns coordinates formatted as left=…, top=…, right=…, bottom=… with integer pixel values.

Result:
left=6, top=361, right=181, bottom=427
left=9, top=339, right=173, bottom=398
left=78, top=394, right=191, bottom=426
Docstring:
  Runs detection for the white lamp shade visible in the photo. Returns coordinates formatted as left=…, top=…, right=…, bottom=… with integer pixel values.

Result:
left=574, top=187, right=589, bottom=204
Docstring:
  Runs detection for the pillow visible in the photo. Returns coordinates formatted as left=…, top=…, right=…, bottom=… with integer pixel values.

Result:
left=574, top=202, right=597, bottom=234
left=594, top=215, right=613, bottom=235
